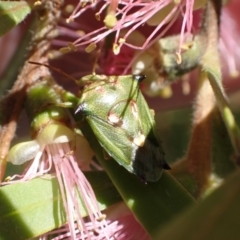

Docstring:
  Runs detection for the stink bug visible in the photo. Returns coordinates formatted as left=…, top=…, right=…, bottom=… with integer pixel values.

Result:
left=28, top=62, right=170, bottom=182
left=75, top=74, right=170, bottom=182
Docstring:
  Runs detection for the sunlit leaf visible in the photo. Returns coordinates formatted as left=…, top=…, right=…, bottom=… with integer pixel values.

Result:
left=212, top=110, right=237, bottom=177
left=0, top=172, right=121, bottom=239
left=154, top=169, right=240, bottom=240
left=0, top=1, right=32, bottom=37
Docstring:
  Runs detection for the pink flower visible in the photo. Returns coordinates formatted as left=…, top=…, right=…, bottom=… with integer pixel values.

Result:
left=68, top=0, right=200, bottom=54
left=41, top=202, right=150, bottom=240
left=51, top=0, right=240, bottom=109
left=4, top=123, right=111, bottom=239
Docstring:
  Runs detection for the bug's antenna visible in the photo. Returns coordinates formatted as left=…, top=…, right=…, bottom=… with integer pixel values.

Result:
left=28, top=61, right=79, bottom=84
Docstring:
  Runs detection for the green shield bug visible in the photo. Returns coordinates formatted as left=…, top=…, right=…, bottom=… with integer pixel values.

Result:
left=27, top=62, right=170, bottom=182
left=75, top=74, right=170, bottom=182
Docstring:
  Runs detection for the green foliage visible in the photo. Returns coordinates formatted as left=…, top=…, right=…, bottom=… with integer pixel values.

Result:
left=211, top=110, right=237, bottom=177
left=0, top=1, right=31, bottom=37
left=154, top=169, right=240, bottom=240
left=0, top=172, right=121, bottom=239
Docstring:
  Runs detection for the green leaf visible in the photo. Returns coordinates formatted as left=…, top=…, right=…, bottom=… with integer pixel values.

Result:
left=0, top=172, right=121, bottom=240
left=85, top=171, right=122, bottom=209
left=154, top=169, right=240, bottom=240
left=212, top=110, right=237, bottom=177
left=155, top=109, right=190, bottom=163
left=0, top=1, right=32, bottom=37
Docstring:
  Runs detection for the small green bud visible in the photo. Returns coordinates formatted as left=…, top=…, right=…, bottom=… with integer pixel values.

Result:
left=7, top=140, right=40, bottom=165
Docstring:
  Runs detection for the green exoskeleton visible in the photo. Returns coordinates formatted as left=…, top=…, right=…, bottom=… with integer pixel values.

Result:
left=28, top=60, right=171, bottom=182
left=72, top=74, right=170, bottom=182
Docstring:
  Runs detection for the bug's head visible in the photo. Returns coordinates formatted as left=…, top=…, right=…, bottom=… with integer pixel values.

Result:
left=75, top=102, right=86, bottom=115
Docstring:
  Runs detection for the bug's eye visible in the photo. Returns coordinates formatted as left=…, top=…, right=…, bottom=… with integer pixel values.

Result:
left=133, top=75, right=146, bottom=83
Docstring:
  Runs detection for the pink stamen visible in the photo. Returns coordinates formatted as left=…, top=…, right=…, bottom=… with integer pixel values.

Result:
left=42, top=210, right=150, bottom=240
left=69, top=0, right=195, bottom=59
left=176, top=0, right=194, bottom=58
left=49, top=143, right=110, bottom=239
left=2, top=141, right=110, bottom=239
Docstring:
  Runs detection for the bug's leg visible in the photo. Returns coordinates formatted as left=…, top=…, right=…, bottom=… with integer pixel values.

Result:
left=56, top=102, right=75, bottom=108
left=51, top=83, right=80, bottom=109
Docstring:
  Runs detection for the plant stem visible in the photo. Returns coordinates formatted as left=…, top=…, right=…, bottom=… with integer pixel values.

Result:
left=0, top=0, right=64, bottom=181
left=201, top=0, right=240, bottom=161
left=0, top=21, right=34, bottom=96
left=185, top=71, right=215, bottom=197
